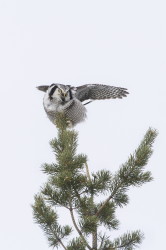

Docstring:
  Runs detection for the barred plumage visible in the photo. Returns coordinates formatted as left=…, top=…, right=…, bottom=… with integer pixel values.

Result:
left=37, top=83, right=129, bottom=126
left=75, top=84, right=128, bottom=101
left=45, top=99, right=87, bottom=126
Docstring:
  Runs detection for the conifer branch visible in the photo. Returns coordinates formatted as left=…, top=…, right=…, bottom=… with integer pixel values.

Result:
left=98, top=234, right=106, bottom=250
left=96, top=128, right=157, bottom=216
left=85, top=162, right=92, bottom=182
left=98, top=231, right=143, bottom=250
left=111, top=230, right=143, bottom=250
left=92, top=230, right=98, bottom=250
left=69, top=200, right=92, bottom=250
left=73, top=188, right=85, bottom=209
left=95, top=194, right=113, bottom=217
left=59, top=240, right=67, bottom=250
left=32, top=194, right=70, bottom=249
left=49, top=226, right=68, bottom=250
left=95, top=167, right=130, bottom=216
left=84, top=163, right=98, bottom=249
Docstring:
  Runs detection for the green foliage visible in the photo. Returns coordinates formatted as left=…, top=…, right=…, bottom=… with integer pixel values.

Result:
left=32, top=115, right=157, bottom=249
left=106, top=128, right=157, bottom=208
left=32, top=194, right=72, bottom=248
left=99, top=231, right=143, bottom=250
left=91, top=170, right=113, bottom=194
left=67, top=237, right=87, bottom=250
left=112, top=231, right=144, bottom=250
left=79, top=215, right=99, bottom=234
left=97, top=201, right=119, bottom=230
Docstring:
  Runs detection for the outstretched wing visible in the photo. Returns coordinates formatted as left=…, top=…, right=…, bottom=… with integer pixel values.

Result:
left=74, top=84, right=129, bottom=102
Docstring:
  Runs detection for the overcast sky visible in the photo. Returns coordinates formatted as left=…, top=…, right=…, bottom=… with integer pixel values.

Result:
left=0, top=0, right=166, bottom=249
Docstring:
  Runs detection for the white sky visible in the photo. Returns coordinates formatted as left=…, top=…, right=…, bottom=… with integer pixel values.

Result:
left=0, top=0, right=166, bottom=249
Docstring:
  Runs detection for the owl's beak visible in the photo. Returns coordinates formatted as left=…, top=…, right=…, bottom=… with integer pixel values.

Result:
left=61, top=90, right=67, bottom=102
left=61, top=96, right=65, bottom=102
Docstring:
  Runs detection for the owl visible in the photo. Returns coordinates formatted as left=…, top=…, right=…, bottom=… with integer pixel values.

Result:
left=37, top=83, right=129, bottom=126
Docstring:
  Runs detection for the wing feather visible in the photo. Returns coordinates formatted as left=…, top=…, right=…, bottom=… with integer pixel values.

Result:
left=74, top=84, right=129, bottom=102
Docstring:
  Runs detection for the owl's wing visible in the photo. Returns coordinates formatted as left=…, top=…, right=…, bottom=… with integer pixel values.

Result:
left=74, top=84, right=129, bottom=102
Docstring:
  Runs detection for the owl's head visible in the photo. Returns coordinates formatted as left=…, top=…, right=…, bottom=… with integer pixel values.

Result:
left=37, top=84, right=72, bottom=102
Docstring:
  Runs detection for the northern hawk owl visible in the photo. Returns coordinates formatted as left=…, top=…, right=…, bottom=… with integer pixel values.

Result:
left=37, top=83, right=129, bottom=126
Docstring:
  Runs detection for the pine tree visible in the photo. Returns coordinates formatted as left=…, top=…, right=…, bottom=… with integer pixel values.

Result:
left=32, top=114, right=158, bottom=250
